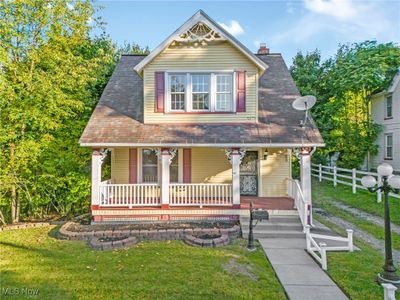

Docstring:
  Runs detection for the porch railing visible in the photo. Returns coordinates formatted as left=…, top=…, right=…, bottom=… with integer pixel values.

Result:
left=169, top=183, right=233, bottom=207
left=99, top=183, right=161, bottom=207
left=288, top=179, right=310, bottom=230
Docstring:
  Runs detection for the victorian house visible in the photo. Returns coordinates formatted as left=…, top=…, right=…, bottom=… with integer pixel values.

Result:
left=79, top=10, right=324, bottom=224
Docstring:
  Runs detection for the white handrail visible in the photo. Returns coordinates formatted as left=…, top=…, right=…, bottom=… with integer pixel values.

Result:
left=288, top=179, right=310, bottom=230
left=305, top=225, right=354, bottom=270
left=169, top=183, right=232, bottom=207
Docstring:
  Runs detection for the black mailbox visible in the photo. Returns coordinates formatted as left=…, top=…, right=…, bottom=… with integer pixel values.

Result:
left=252, top=209, right=269, bottom=221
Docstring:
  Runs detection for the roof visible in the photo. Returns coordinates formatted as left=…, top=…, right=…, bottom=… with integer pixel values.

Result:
left=79, top=54, right=324, bottom=148
left=133, top=10, right=268, bottom=74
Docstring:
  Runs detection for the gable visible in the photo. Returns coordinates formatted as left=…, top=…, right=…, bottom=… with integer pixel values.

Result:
left=134, top=10, right=267, bottom=75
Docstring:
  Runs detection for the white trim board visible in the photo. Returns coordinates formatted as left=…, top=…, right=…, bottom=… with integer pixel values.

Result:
left=81, top=142, right=325, bottom=148
left=133, top=10, right=268, bottom=74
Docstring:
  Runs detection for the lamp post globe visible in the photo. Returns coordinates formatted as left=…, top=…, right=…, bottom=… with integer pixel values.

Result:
left=361, top=175, right=377, bottom=189
left=377, top=163, right=393, bottom=177
left=388, top=176, right=400, bottom=190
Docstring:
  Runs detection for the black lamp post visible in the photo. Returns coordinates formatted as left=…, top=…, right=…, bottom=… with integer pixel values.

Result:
left=361, top=163, right=400, bottom=286
left=247, top=201, right=256, bottom=251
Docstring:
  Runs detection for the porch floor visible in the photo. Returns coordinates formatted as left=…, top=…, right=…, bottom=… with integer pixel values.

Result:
left=240, top=196, right=295, bottom=210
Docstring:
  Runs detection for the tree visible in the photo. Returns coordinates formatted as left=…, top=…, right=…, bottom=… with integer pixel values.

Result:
left=290, top=41, right=400, bottom=168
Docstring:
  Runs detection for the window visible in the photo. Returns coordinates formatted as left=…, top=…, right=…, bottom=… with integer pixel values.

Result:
left=169, top=74, right=186, bottom=111
left=386, top=95, right=393, bottom=118
left=142, top=149, right=158, bottom=182
left=166, top=72, right=235, bottom=112
left=216, top=74, right=233, bottom=111
left=191, top=74, right=210, bottom=110
left=141, top=149, right=179, bottom=183
left=385, top=134, right=393, bottom=159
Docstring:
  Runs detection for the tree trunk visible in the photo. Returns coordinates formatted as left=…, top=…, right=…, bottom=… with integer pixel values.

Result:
left=10, top=144, right=19, bottom=223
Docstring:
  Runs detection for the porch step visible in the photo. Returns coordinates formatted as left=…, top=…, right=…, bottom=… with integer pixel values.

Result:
left=240, top=215, right=304, bottom=239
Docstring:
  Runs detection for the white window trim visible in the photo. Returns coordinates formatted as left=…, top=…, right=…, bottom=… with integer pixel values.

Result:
left=385, top=94, right=393, bottom=118
left=165, top=71, right=236, bottom=113
left=385, top=133, right=393, bottom=159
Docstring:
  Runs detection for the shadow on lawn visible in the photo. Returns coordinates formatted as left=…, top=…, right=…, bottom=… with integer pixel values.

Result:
left=0, top=270, right=72, bottom=299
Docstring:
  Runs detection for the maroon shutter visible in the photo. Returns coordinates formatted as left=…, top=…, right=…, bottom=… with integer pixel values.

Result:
left=129, top=149, right=137, bottom=184
left=236, top=71, right=246, bottom=112
left=183, top=149, right=191, bottom=183
left=155, top=71, right=165, bottom=112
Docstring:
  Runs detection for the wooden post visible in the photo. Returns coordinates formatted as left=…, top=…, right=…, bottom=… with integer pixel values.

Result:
left=299, top=149, right=312, bottom=203
left=333, top=166, right=337, bottom=187
left=231, top=150, right=241, bottom=207
left=382, top=283, right=397, bottom=300
left=352, top=168, right=357, bottom=194
left=160, top=148, right=171, bottom=209
left=318, top=164, right=322, bottom=182
left=347, top=229, right=354, bottom=252
left=91, top=149, right=103, bottom=206
left=320, top=242, right=328, bottom=270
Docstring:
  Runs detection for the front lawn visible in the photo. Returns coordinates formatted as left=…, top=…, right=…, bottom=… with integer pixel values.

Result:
left=0, top=226, right=286, bottom=300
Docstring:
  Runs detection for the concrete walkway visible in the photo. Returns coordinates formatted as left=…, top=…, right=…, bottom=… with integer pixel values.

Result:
left=259, top=238, right=348, bottom=300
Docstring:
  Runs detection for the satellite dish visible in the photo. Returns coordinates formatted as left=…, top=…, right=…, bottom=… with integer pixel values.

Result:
left=292, top=95, right=317, bottom=127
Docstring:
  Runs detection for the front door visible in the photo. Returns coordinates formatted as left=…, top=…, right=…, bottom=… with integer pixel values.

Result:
left=240, top=151, right=258, bottom=196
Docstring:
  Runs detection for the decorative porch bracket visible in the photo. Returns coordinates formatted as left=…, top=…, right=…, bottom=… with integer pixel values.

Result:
left=225, top=148, right=246, bottom=207
left=155, top=148, right=177, bottom=209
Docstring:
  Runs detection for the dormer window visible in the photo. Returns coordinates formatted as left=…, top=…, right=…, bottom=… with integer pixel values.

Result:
left=166, top=72, right=235, bottom=112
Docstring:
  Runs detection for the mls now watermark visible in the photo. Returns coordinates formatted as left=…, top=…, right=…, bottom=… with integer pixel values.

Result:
left=2, top=287, right=39, bottom=296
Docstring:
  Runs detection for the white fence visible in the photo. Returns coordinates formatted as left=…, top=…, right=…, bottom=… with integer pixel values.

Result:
left=288, top=179, right=311, bottom=230
left=311, top=164, right=400, bottom=202
left=305, top=225, right=354, bottom=270
left=99, top=184, right=161, bottom=207
left=169, top=183, right=232, bottom=207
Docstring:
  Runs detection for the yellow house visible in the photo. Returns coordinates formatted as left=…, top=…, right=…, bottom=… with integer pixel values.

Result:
left=80, top=10, right=324, bottom=223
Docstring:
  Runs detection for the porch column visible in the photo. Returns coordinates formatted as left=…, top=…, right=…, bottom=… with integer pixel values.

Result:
left=299, top=147, right=313, bottom=224
left=158, top=148, right=177, bottom=209
left=226, top=149, right=245, bottom=208
left=91, top=149, right=103, bottom=207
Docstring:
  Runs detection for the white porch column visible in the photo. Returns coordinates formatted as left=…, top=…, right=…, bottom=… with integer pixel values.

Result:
left=91, top=149, right=103, bottom=207
left=157, top=148, right=177, bottom=209
left=299, top=147, right=313, bottom=224
left=226, top=149, right=245, bottom=208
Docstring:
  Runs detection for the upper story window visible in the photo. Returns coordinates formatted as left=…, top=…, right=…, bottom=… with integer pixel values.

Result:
left=385, top=95, right=393, bottom=118
left=167, top=72, right=234, bottom=112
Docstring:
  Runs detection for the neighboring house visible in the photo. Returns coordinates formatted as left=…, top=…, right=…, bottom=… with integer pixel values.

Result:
left=370, top=72, right=400, bottom=173
left=79, top=10, right=323, bottom=223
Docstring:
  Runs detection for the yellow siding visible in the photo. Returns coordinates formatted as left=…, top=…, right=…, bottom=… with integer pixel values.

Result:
left=260, top=149, right=290, bottom=197
left=191, top=148, right=232, bottom=183
left=143, top=41, right=258, bottom=124
left=111, top=148, right=129, bottom=184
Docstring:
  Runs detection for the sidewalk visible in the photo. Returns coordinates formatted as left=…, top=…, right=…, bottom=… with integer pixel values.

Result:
left=259, top=238, right=348, bottom=300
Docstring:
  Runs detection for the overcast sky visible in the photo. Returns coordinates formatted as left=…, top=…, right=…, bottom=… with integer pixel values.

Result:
left=96, top=0, right=400, bottom=65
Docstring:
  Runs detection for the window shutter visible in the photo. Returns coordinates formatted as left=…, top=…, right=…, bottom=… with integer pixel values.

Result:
left=183, top=149, right=191, bottom=183
left=236, top=71, right=246, bottom=112
left=155, top=71, right=165, bottom=113
left=129, top=149, right=137, bottom=184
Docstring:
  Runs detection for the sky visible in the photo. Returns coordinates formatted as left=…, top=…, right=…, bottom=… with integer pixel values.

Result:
left=95, top=0, right=400, bottom=65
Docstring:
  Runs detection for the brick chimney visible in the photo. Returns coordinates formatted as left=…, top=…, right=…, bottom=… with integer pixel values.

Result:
left=257, top=43, right=269, bottom=54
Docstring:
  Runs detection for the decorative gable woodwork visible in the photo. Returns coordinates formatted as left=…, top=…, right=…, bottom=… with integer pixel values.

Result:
left=173, top=22, right=225, bottom=44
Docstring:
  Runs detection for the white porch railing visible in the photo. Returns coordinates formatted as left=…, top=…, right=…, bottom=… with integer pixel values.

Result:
left=305, top=225, right=354, bottom=270
left=288, top=179, right=310, bottom=230
left=169, top=183, right=233, bottom=207
left=99, top=184, right=161, bottom=207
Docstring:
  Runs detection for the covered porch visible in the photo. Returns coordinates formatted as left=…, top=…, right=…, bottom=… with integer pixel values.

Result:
left=90, top=147, right=313, bottom=224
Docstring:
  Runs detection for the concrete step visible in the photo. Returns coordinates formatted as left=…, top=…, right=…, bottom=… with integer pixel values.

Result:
left=240, top=222, right=303, bottom=231
left=240, top=215, right=301, bottom=224
left=242, top=230, right=305, bottom=239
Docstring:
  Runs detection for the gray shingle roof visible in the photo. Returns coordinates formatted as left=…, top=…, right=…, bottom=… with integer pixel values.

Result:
left=79, top=54, right=323, bottom=147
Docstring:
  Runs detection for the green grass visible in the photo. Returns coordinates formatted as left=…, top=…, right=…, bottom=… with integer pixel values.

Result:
left=313, top=180, right=400, bottom=250
left=313, top=179, right=400, bottom=225
left=314, top=215, right=399, bottom=300
left=0, top=227, right=286, bottom=300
